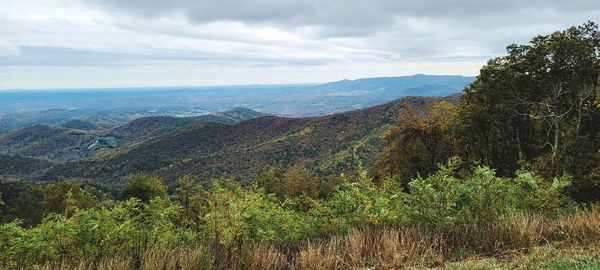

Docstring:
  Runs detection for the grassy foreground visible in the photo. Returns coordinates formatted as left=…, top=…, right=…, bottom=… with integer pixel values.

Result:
left=8, top=208, right=598, bottom=270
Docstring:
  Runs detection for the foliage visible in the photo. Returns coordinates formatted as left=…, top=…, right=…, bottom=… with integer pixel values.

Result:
left=0, top=180, right=44, bottom=226
left=377, top=22, right=600, bottom=202
left=458, top=21, right=600, bottom=201
left=405, top=158, right=573, bottom=231
left=283, top=165, right=318, bottom=198
left=376, top=100, right=460, bottom=187
left=42, top=179, right=98, bottom=217
left=0, top=159, right=580, bottom=268
left=120, top=176, right=167, bottom=202
left=175, top=175, right=207, bottom=230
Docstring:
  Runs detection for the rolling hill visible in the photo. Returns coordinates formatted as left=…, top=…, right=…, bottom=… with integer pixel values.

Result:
left=0, top=108, right=265, bottom=161
left=315, top=74, right=473, bottom=94
left=0, top=154, right=53, bottom=179
left=0, top=125, right=96, bottom=160
left=107, top=107, right=265, bottom=144
left=60, top=119, right=101, bottom=130
left=0, top=75, right=474, bottom=127
left=43, top=96, right=448, bottom=187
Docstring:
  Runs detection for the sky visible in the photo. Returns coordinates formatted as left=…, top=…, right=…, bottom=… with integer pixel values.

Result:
left=0, top=0, right=599, bottom=89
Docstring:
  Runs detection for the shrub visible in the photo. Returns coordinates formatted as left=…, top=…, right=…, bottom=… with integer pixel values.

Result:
left=121, top=176, right=167, bottom=202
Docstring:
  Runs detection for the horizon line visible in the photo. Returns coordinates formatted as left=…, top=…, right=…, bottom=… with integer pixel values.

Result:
left=0, top=73, right=475, bottom=93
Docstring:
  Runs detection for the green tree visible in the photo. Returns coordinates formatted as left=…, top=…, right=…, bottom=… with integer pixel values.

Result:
left=253, top=165, right=286, bottom=198
left=284, top=165, right=319, bottom=199
left=459, top=21, right=600, bottom=201
left=0, top=181, right=44, bottom=226
left=42, top=179, right=97, bottom=217
left=121, top=176, right=167, bottom=203
left=175, top=175, right=207, bottom=230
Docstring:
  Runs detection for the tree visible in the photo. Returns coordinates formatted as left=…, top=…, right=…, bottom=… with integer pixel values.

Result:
left=175, top=175, right=207, bottom=229
left=253, top=165, right=286, bottom=198
left=121, top=176, right=167, bottom=203
left=42, top=179, right=97, bottom=216
left=460, top=21, right=600, bottom=201
left=283, top=165, right=318, bottom=198
left=376, top=100, right=459, bottom=186
left=0, top=181, right=44, bottom=226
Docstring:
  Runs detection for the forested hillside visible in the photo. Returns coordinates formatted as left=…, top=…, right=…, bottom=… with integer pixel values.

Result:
left=44, top=97, right=444, bottom=187
left=0, top=155, right=52, bottom=178
left=0, top=108, right=265, bottom=163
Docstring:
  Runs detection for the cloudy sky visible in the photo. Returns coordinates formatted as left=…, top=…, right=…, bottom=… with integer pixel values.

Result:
left=0, top=0, right=599, bottom=89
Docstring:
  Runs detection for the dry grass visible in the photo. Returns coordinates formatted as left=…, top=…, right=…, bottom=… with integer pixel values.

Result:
left=9, top=208, right=600, bottom=270
left=293, top=228, right=445, bottom=269
left=297, top=239, right=342, bottom=270
left=556, top=207, right=600, bottom=244
left=29, top=257, right=131, bottom=270
left=499, top=212, right=548, bottom=249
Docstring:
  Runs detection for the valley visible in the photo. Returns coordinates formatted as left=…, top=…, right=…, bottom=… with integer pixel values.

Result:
left=0, top=75, right=470, bottom=186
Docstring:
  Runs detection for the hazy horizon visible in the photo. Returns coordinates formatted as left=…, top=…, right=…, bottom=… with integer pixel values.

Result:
left=0, top=73, right=472, bottom=92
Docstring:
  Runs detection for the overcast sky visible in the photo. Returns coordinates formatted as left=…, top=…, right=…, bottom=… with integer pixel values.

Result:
left=0, top=0, right=599, bottom=89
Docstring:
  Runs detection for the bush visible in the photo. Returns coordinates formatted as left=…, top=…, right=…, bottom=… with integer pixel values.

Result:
left=405, top=158, right=573, bottom=231
left=0, top=161, right=579, bottom=268
left=121, top=176, right=167, bottom=202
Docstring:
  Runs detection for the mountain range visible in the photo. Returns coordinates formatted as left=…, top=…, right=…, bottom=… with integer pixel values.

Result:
left=0, top=75, right=473, bottom=134
left=0, top=74, right=470, bottom=188
left=0, top=108, right=265, bottom=161
left=2, top=96, right=448, bottom=188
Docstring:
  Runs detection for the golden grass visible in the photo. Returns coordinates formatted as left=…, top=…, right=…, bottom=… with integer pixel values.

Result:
left=9, top=208, right=600, bottom=270
left=499, top=212, right=547, bottom=250
left=556, top=207, right=600, bottom=244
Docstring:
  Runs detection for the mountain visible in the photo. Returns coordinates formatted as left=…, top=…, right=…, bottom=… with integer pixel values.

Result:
left=315, top=74, right=473, bottom=95
left=42, top=96, right=449, bottom=187
left=105, top=107, right=265, bottom=144
left=0, top=125, right=97, bottom=160
left=60, top=119, right=101, bottom=130
left=0, top=108, right=265, bottom=161
left=0, top=75, right=474, bottom=128
left=0, top=154, right=53, bottom=179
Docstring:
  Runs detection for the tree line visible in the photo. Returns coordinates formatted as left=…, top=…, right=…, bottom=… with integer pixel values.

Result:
left=376, top=21, right=600, bottom=202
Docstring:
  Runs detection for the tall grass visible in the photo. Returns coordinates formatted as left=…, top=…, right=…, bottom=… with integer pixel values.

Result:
left=556, top=206, right=600, bottom=244
left=14, top=207, right=599, bottom=270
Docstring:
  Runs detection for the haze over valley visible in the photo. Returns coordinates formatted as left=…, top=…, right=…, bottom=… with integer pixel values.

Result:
left=0, top=74, right=473, bottom=133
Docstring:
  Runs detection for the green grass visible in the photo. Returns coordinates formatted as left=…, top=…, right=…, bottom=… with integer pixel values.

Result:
left=255, top=126, right=315, bottom=148
left=319, top=123, right=388, bottom=170
left=445, top=245, right=600, bottom=270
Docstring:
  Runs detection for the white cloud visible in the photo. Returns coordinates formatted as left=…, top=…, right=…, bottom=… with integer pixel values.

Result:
left=0, top=0, right=598, bottom=89
left=0, top=40, right=21, bottom=56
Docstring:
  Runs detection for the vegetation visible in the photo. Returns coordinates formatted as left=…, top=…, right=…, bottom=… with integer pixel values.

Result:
left=0, top=108, right=265, bottom=163
left=42, top=96, right=443, bottom=188
left=0, top=154, right=52, bottom=179
left=378, top=21, right=600, bottom=202
left=1, top=160, right=598, bottom=269
left=1, top=22, right=599, bottom=269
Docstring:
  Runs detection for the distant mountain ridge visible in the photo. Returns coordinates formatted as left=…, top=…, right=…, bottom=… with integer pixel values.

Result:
left=0, top=108, right=265, bottom=162
left=42, top=96, right=453, bottom=187
left=315, top=74, right=473, bottom=95
left=107, top=107, right=265, bottom=144
left=0, top=75, right=474, bottom=183
left=0, top=74, right=474, bottom=132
